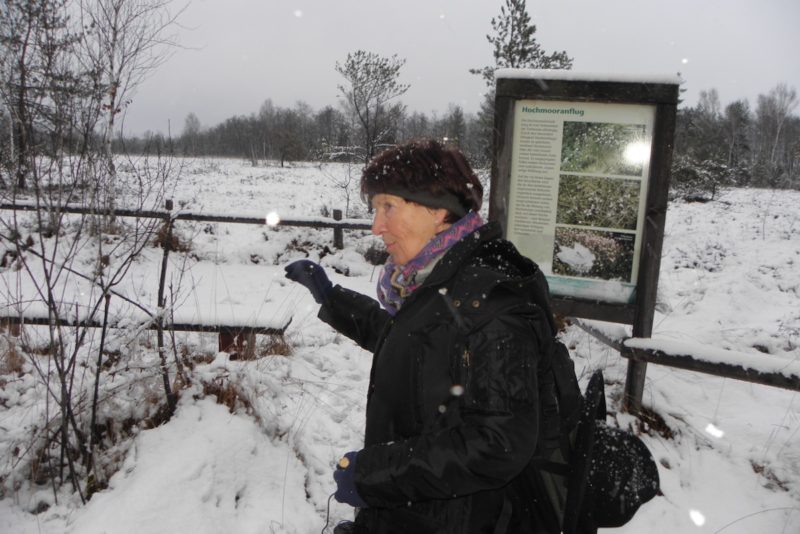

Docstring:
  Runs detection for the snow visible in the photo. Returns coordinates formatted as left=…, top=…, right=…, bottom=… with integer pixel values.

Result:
left=1, top=159, right=798, bottom=533
left=1, top=261, right=294, bottom=330
left=68, top=398, right=319, bottom=534
left=556, top=242, right=596, bottom=273
left=495, top=68, right=683, bottom=86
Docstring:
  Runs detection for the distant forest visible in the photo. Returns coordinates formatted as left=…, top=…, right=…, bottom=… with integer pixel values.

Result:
left=118, top=84, right=799, bottom=198
left=122, top=100, right=487, bottom=169
left=671, top=86, right=799, bottom=196
left=2, top=0, right=797, bottom=198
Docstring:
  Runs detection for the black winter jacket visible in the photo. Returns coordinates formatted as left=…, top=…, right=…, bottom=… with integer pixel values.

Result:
left=319, top=221, right=559, bottom=534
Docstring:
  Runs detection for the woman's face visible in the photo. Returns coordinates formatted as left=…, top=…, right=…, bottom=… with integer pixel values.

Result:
left=371, top=193, right=450, bottom=265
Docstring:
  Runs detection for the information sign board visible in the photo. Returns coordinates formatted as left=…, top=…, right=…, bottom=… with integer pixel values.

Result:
left=490, top=70, right=679, bottom=326
left=507, top=99, right=656, bottom=305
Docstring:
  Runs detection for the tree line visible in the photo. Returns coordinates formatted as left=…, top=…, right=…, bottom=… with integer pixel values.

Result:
left=2, top=0, right=798, bottom=193
left=672, top=85, right=799, bottom=197
left=119, top=0, right=574, bottom=170
left=124, top=0, right=799, bottom=197
left=126, top=98, right=488, bottom=168
left=124, top=80, right=799, bottom=197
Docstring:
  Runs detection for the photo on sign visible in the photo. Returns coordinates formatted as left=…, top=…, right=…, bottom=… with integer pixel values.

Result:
left=556, top=175, right=641, bottom=230
left=552, top=227, right=636, bottom=282
left=560, top=121, right=648, bottom=176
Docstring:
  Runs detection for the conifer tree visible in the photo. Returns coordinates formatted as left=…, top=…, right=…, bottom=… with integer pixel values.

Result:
left=470, top=0, right=573, bottom=88
left=470, top=0, right=573, bottom=163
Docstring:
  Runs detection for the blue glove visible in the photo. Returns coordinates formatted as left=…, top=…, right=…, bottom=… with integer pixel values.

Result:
left=284, top=260, right=332, bottom=304
left=333, top=451, right=368, bottom=509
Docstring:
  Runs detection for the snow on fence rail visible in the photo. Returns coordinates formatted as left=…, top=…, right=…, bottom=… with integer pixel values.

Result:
left=576, top=319, right=800, bottom=392
left=0, top=201, right=373, bottom=248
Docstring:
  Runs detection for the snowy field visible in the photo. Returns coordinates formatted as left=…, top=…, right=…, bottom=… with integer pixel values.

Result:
left=1, top=157, right=798, bottom=533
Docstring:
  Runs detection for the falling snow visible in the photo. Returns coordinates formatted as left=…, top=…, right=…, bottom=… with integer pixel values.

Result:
left=0, top=159, right=798, bottom=533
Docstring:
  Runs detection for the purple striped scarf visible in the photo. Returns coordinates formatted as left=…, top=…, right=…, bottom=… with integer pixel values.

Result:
left=377, top=211, right=484, bottom=315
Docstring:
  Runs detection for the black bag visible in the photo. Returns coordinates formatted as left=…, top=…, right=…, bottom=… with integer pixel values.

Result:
left=526, top=270, right=659, bottom=532
left=559, top=369, right=661, bottom=533
left=445, top=264, right=659, bottom=532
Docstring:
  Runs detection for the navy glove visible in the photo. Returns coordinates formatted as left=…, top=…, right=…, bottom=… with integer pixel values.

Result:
left=333, top=451, right=368, bottom=509
left=284, top=259, right=332, bottom=304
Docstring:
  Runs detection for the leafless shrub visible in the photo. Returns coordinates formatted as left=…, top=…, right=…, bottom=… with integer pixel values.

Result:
left=0, top=0, right=184, bottom=503
left=258, top=334, right=292, bottom=357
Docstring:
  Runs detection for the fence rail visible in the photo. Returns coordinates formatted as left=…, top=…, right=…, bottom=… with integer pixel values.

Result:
left=575, top=319, right=800, bottom=392
left=6, top=201, right=796, bottom=392
left=0, top=314, right=290, bottom=336
left=0, top=201, right=372, bottom=237
left=0, top=199, right=368, bottom=355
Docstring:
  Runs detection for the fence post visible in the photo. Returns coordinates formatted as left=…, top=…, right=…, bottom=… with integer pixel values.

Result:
left=156, top=198, right=177, bottom=414
left=333, top=209, right=343, bottom=249
left=219, top=328, right=256, bottom=359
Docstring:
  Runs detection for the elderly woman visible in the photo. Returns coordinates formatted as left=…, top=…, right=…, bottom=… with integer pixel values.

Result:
left=285, top=139, right=560, bottom=534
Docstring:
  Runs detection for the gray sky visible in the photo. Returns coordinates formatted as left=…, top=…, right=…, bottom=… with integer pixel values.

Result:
left=122, top=0, right=800, bottom=136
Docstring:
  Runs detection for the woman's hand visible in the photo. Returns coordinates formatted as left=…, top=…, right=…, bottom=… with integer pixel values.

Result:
left=284, top=260, right=333, bottom=304
left=333, top=451, right=368, bottom=508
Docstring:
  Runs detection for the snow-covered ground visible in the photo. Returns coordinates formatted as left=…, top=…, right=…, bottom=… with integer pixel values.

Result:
left=1, top=158, right=798, bottom=533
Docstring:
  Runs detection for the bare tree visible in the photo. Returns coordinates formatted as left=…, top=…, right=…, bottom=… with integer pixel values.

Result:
left=0, top=0, right=88, bottom=191
left=318, top=160, right=358, bottom=217
left=722, top=100, right=751, bottom=178
left=762, top=84, right=797, bottom=166
left=181, top=111, right=201, bottom=155
left=78, top=0, right=183, bottom=182
left=335, top=50, right=409, bottom=161
left=273, top=107, right=305, bottom=167
left=753, top=83, right=799, bottom=186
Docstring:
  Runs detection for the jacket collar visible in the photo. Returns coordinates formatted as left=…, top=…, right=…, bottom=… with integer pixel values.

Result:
left=421, top=220, right=504, bottom=289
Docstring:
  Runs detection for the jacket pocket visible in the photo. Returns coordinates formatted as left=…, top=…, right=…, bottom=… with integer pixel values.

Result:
left=407, top=322, right=461, bottom=429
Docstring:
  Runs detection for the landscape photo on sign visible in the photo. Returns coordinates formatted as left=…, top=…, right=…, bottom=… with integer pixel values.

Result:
left=560, top=121, right=648, bottom=176
left=552, top=227, right=636, bottom=282
left=551, top=119, right=648, bottom=284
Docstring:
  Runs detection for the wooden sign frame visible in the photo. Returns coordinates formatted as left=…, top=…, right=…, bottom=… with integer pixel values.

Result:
left=489, top=70, right=679, bottom=331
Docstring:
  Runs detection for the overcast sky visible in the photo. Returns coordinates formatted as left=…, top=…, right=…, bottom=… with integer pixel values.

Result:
left=121, top=0, right=800, bottom=136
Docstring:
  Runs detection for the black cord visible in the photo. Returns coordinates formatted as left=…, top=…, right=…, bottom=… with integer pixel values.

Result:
left=321, top=492, right=336, bottom=534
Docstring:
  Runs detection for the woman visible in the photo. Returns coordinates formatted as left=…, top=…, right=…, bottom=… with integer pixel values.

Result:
left=285, top=139, right=561, bottom=533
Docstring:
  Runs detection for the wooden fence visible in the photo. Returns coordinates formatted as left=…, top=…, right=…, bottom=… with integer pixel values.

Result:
left=0, top=201, right=372, bottom=248
left=0, top=200, right=372, bottom=355
left=2, top=201, right=798, bottom=392
left=576, top=319, right=800, bottom=393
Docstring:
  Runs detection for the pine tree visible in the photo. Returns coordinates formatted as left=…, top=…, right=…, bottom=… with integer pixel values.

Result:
left=470, top=0, right=573, bottom=89
left=469, top=0, right=573, bottom=163
left=671, top=89, right=731, bottom=199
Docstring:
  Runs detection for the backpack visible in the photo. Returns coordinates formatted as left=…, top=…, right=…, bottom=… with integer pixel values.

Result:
left=527, top=268, right=661, bottom=533
left=542, top=366, right=661, bottom=533
left=443, top=256, right=659, bottom=532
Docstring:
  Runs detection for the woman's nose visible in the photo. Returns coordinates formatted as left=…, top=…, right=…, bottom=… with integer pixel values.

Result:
left=371, top=213, right=384, bottom=236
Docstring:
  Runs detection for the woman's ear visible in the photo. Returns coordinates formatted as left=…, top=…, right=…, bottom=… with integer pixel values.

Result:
left=434, top=208, right=451, bottom=231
